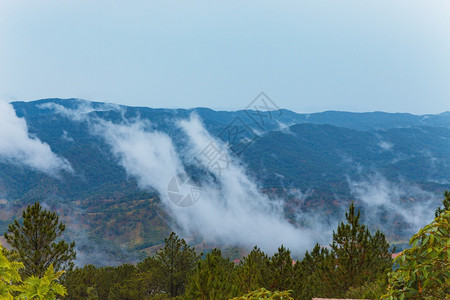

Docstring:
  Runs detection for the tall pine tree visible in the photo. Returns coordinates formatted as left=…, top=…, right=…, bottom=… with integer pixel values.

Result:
left=293, top=243, right=334, bottom=299
left=269, top=245, right=294, bottom=292
left=235, top=246, right=270, bottom=293
left=4, top=202, right=76, bottom=278
left=330, top=202, right=391, bottom=296
left=187, top=248, right=239, bottom=299
left=153, top=232, right=199, bottom=297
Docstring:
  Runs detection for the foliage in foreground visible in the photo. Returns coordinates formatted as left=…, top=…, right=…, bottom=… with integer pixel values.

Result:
left=435, top=190, right=450, bottom=217
left=4, top=192, right=449, bottom=299
left=4, top=202, right=76, bottom=278
left=231, top=288, right=294, bottom=300
left=61, top=202, right=394, bottom=299
left=382, top=210, right=450, bottom=300
left=0, top=245, right=67, bottom=299
left=0, top=245, right=22, bottom=299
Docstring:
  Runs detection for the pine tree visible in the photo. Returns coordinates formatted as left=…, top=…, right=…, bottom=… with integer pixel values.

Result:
left=4, top=202, right=76, bottom=278
left=269, top=245, right=294, bottom=291
left=330, top=202, right=391, bottom=296
left=187, top=248, right=239, bottom=300
left=63, top=264, right=101, bottom=299
left=136, top=256, right=163, bottom=298
left=236, top=246, right=270, bottom=293
left=293, top=243, right=334, bottom=299
left=153, top=232, right=199, bottom=297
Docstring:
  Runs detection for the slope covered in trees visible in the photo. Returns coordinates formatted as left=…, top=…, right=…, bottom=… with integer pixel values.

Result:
left=2, top=98, right=449, bottom=202
left=2, top=193, right=448, bottom=299
left=1, top=99, right=449, bottom=263
left=58, top=203, right=396, bottom=299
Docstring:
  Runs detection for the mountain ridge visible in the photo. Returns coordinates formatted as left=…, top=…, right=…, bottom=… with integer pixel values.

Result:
left=12, top=98, right=450, bottom=130
left=1, top=98, right=448, bottom=264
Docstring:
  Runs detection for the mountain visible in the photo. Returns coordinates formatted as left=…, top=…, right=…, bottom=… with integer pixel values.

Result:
left=244, top=123, right=450, bottom=189
left=1, top=98, right=449, bottom=264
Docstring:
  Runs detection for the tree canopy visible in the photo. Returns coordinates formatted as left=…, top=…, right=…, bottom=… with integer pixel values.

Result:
left=4, top=202, right=76, bottom=278
left=7, top=198, right=446, bottom=299
left=0, top=245, right=67, bottom=299
left=152, top=232, right=199, bottom=297
left=382, top=209, right=450, bottom=299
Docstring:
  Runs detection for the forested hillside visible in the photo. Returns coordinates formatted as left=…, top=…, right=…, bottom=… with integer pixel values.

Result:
left=1, top=98, right=449, bottom=264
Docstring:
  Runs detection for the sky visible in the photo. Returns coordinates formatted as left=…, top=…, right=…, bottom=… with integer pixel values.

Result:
left=0, top=0, right=449, bottom=114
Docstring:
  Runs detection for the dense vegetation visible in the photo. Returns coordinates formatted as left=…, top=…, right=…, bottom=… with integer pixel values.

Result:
left=383, top=210, right=450, bottom=299
left=1, top=99, right=449, bottom=299
left=4, top=202, right=76, bottom=278
left=6, top=99, right=450, bottom=203
left=0, top=247, right=67, bottom=299
left=1, top=192, right=449, bottom=299
left=1, top=202, right=72, bottom=299
left=1, top=99, right=449, bottom=263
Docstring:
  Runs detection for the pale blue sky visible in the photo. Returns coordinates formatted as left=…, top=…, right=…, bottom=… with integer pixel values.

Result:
left=1, top=0, right=449, bottom=114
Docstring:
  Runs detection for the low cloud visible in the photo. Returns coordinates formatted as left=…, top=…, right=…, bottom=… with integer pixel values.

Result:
left=348, top=173, right=439, bottom=237
left=378, top=140, right=393, bottom=151
left=92, top=113, right=322, bottom=255
left=37, top=102, right=337, bottom=254
left=0, top=100, right=73, bottom=176
left=61, top=130, right=74, bottom=142
left=92, top=119, right=183, bottom=193
left=38, top=100, right=121, bottom=122
left=276, top=121, right=295, bottom=135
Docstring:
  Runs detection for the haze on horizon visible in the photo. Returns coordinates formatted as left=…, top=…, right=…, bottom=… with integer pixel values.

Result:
left=1, top=0, right=449, bottom=114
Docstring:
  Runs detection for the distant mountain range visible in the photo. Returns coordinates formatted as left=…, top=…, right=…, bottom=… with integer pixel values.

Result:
left=1, top=98, right=449, bottom=264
